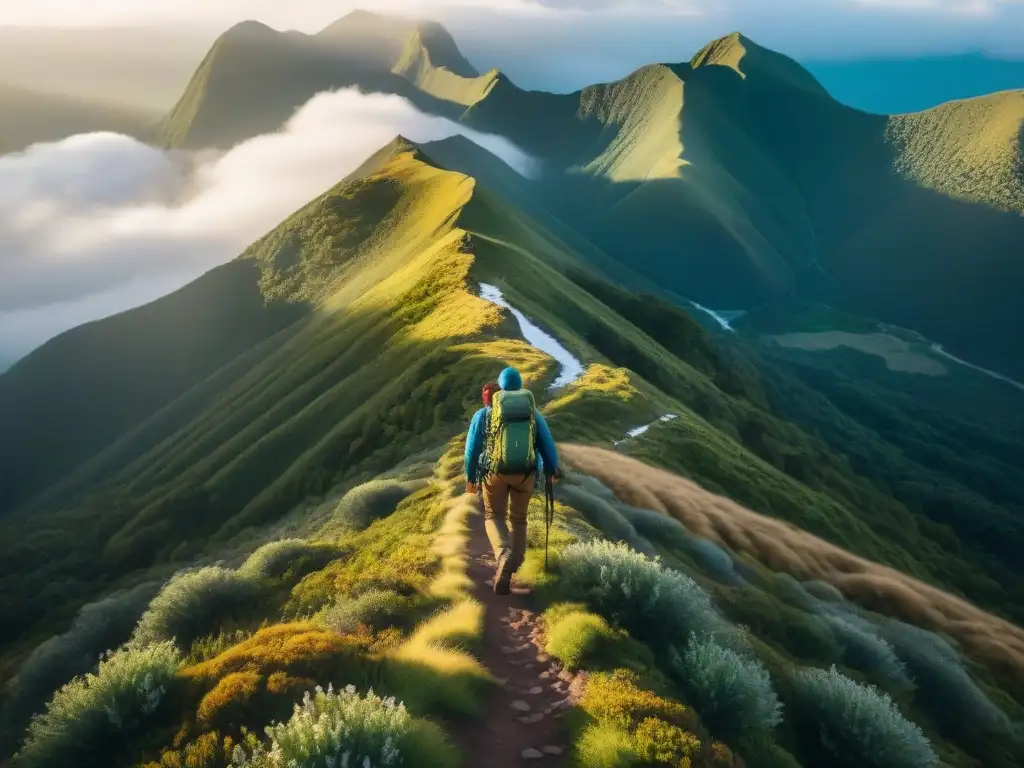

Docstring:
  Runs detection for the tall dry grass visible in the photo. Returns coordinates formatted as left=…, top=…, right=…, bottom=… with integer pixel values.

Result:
left=561, top=444, right=1024, bottom=686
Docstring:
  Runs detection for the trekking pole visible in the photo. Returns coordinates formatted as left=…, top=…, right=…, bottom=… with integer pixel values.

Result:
left=544, top=474, right=555, bottom=572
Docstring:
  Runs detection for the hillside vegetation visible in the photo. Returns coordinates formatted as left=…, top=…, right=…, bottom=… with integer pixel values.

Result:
left=3, top=14, right=1023, bottom=768
left=1, top=128, right=1023, bottom=766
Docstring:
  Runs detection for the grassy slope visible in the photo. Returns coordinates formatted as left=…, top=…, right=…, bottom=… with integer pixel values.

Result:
left=1, top=137, right=1022, bottom=767
left=0, top=82, right=157, bottom=154
left=457, top=32, right=1024, bottom=376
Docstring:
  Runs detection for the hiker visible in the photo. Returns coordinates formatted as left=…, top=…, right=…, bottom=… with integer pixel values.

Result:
left=464, top=366, right=559, bottom=594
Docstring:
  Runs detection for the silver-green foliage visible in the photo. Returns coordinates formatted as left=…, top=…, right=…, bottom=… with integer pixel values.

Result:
left=3, top=581, right=159, bottom=730
left=794, top=665, right=937, bottom=768
left=14, top=641, right=180, bottom=768
left=879, top=620, right=1011, bottom=736
left=315, top=589, right=414, bottom=635
left=826, top=616, right=910, bottom=690
left=557, top=484, right=655, bottom=555
left=133, top=566, right=261, bottom=648
left=673, top=633, right=782, bottom=738
left=558, top=540, right=720, bottom=646
left=229, top=684, right=454, bottom=768
left=239, top=538, right=340, bottom=580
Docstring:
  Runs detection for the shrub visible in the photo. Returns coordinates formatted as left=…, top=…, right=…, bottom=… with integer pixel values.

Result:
left=581, top=670, right=696, bottom=732
left=672, top=634, right=782, bottom=739
left=616, top=504, right=693, bottom=553
left=879, top=620, right=1012, bottom=739
left=802, top=580, right=845, bottom=603
left=557, top=485, right=655, bottom=555
left=3, top=581, right=160, bottom=734
left=14, top=641, right=180, bottom=768
left=314, top=589, right=417, bottom=635
left=239, top=539, right=341, bottom=581
left=685, top=538, right=739, bottom=585
left=182, top=623, right=373, bottom=687
left=826, top=617, right=910, bottom=690
left=229, top=684, right=456, bottom=768
left=319, top=480, right=419, bottom=537
left=134, top=566, right=263, bottom=649
left=793, top=665, right=938, bottom=768
left=558, top=540, right=722, bottom=648
left=545, top=610, right=618, bottom=670
left=634, top=717, right=702, bottom=766
left=573, top=722, right=638, bottom=767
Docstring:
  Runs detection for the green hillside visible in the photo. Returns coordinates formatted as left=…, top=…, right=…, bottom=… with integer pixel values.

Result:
left=454, top=33, right=1024, bottom=378
left=0, top=83, right=157, bottom=154
left=2, top=131, right=1024, bottom=767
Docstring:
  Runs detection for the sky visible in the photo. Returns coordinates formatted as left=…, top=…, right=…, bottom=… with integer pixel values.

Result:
left=0, top=89, right=533, bottom=366
left=1, top=1, right=1023, bottom=64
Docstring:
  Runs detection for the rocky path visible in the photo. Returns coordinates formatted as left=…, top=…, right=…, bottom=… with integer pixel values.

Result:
left=453, top=501, right=583, bottom=766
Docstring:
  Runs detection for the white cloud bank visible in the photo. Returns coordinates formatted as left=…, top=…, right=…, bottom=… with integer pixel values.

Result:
left=0, top=88, right=535, bottom=367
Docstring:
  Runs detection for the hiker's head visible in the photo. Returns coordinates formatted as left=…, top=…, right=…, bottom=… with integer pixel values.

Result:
left=498, top=367, right=522, bottom=391
left=482, top=381, right=499, bottom=406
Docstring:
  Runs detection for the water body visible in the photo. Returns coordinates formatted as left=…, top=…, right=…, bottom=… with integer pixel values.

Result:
left=687, top=300, right=741, bottom=332
left=614, top=414, right=679, bottom=446
left=479, top=283, right=585, bottom=390
left=930, top=343, right=1024, bottom=393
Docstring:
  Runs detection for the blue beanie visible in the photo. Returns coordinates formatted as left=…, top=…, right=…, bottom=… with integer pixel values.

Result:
left=498, top=367, right=522, bottom=391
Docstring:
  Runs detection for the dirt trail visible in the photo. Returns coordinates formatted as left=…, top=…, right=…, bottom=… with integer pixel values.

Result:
left=453, top=502, right=582, bottom=766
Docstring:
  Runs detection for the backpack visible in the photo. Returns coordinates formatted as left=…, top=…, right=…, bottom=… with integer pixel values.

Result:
left=485, top=389, right=537, bottom=475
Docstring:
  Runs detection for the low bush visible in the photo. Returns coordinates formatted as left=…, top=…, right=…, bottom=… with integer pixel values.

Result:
left=793, top=665, right=938, bottom=768
left=558, top=540, right=722, bottom=649
left=557, top=485, right=654, bottom=555
left=672, top=634, right=783, bottom=740
left=228, top=684, right=457, bottom=768
left=615, top=504, right=694, bottom=554
left=3, top=581, right=160, bottom=735
left=239, top=539, right=341, bottom=581
left=14, top=641, right=181, bottom=768
left=545, top=609, right=619, bottom=670
left=314, top=589, right=419, bottom=635
left=319, top=480, right=421, bottom=538
left=685, top=538, right=740, bottom=585
left=826, top=617, right=910, bottom=690
left=182, top=623, right=373, bottom=688
left=879, top=620, right=1011, bottom=739
left=134, top=567, right=264, bottom=649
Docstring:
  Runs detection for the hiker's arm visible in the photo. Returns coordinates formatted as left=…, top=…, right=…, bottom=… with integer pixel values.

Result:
left=534, top=410, right=559, bottom=475
left=464, top=409, right=486, bottom=483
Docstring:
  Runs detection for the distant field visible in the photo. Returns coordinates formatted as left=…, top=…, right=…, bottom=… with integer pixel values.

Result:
left=765, top=331, right=949, bottom=376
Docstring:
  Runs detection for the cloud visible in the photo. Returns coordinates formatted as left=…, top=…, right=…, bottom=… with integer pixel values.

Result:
left=0, top=88, right=534, bottom=366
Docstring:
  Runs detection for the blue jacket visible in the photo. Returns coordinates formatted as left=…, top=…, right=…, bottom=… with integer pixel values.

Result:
left=464, top=368, right=558, bottom=483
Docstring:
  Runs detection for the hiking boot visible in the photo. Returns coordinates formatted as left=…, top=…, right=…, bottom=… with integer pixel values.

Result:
left=494, top=548, right=513, bottom=595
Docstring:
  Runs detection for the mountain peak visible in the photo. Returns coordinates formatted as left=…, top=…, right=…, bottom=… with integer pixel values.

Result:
left=690, top=31, right=827, bottom=95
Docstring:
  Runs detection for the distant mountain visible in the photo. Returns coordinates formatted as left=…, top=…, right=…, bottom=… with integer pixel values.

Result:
left=805, top=53, right=1024, bottom=114
left=0, top=82, right=157, bottom=154
left=454, top=33, right=1024, bottom=378
left=157, top=12, right=485, bottom=148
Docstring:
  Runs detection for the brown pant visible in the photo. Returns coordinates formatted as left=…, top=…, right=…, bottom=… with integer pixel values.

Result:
left=482, top=472, right=535, bottom=574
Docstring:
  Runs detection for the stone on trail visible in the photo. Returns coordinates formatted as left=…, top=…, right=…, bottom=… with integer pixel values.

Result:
left=519, top=713, right=545, bottom=724
left=511, top=699, right=532, bottom=712
left=528, top=686, right=543, bottom=695
left=542, top=746, right=564, bottom=756
left=522, top=748, right=544, bottom=759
